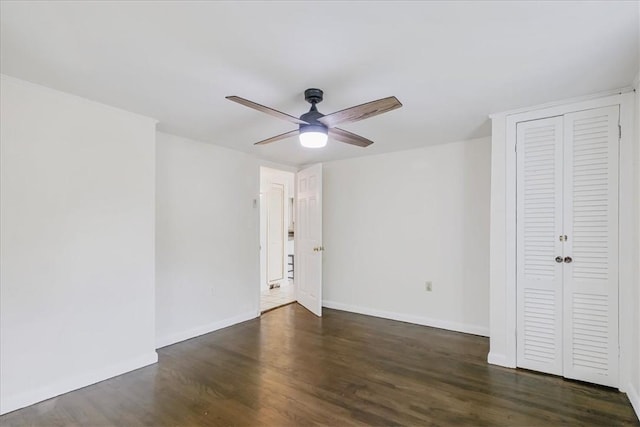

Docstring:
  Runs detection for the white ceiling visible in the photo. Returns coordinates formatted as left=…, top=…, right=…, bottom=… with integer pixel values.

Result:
left=1, top=1, right=638, bottom=166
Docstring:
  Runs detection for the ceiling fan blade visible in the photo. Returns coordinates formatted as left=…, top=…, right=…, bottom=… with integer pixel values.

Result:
left=254, top=129, right=300, bottom=146
left=329, top=128, right=374, bottom=148
left=318, top=96, right=402, bottom=128
left=226, top=96, right=308, bottom=125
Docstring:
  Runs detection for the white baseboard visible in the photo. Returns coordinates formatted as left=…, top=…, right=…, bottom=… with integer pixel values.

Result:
left=0, top=352, right=157, bottom=416
left=156, top=311, right=257, bottom=349
left=487, top=351, right=516, bottom=368
left=322, top=300, right=489, bottom=337
left=627, top=381, right=640, bottom=421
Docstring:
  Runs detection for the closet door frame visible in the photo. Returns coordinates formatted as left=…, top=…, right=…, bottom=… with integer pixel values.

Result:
left=497, top=92, right=635, bottom=392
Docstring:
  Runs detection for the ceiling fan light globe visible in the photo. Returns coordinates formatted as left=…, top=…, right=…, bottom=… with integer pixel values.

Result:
left=299, top=131, right=328, bottom=148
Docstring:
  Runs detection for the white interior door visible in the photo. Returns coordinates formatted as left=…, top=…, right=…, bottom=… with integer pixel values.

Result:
left=266, top=182, right=285, bottom=286
left=296, top=163, right=322, bottom=316
left=562, top=106, right=619, bottom=387
left=516, top=116, right=565, bottom=376
left=516, top=106, right=620, bottom=388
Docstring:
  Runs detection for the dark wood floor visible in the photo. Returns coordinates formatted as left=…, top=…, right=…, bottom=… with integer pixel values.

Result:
left=2, top=304, right=638, bottom=426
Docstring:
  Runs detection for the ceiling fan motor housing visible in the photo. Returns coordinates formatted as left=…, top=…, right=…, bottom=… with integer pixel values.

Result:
left=300, top=88, right=328, bottom=134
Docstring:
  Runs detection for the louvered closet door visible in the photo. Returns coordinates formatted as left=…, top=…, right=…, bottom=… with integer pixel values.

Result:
left=516, top=116, right=564, bottom=375
left=562, top=106, right=619, bottom=387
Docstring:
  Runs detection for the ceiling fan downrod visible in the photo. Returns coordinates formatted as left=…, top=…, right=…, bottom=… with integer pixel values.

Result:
left=304, top=88, right=324, bottom=106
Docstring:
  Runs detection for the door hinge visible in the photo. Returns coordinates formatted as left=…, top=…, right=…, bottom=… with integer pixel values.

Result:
left=515, top=142, right=517, bottom=152
left=618, top=124, right=621, bottom=140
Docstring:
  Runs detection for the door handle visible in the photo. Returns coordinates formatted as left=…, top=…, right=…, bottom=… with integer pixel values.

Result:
left=564, top=256, right=572, bottom=263
left=555, top=256, right=563, bottom=263
left=313, top=246, right=325, bottom=252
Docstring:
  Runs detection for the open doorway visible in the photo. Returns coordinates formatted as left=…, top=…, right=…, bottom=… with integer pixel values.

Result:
left=260, top=167, right=296, bottom=313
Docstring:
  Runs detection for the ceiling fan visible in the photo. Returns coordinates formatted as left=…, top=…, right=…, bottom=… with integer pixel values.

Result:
left=226, top=88, right=402, bottom=148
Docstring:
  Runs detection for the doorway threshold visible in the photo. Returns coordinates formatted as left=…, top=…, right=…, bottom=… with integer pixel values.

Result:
left=261, top=301, right=297, bottom=315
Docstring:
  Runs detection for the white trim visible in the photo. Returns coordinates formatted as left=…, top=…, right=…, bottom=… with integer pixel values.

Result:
left=503, top=93, right=627, bottom=124
left=627, top=381, right=640, bottom=421
left=489, top=87, right=633, bottom=119
left=258, top=158, right=299, bottom=173
left=0, top=352, right=158, bottom=416
left=323, top=300, right=489, bottom=337
left=490, top=91, right=636, bottom=393
left=505, top=112, right=517, bottom=368
left=0, top=74, right=159, bottom=125
left=155, top=311, right=257, bottom=349
left=487, top=352, right=514, bottom=368
left=489, top=115, right=514, bottom=366
left=617, top=93, right=636, bottom=394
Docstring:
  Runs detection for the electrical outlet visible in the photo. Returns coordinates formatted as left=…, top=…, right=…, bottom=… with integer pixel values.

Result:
left=425, top=281, right=432, bottom=292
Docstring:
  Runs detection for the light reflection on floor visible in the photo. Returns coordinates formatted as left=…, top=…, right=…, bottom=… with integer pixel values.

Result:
left=260, top=283, right=295, bottom=312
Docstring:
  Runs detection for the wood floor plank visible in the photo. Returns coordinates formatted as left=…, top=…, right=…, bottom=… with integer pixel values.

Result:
left=1, top=304, right=638, bottom=426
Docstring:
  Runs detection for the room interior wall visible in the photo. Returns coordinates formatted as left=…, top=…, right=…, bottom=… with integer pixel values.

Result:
left=628, top=7, right=640, bottom=418
left=322, top=137, right=491, bottom=335
left=155, top=131, right=262, bottom=348
left=631, top=72, right=640, bottom=417
left=632, top=7, right=640, bottom=416
left=0, top=75, right=157, bottom=415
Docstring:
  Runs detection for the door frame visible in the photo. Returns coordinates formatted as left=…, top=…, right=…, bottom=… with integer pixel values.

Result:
left=488, top=91, right=636, bottom=393
left=257, top=164, right=298, bottom=314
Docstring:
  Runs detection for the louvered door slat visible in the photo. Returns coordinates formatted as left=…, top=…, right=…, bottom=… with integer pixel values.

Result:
left=516, top=117, right=564, bottom=375
left=562, top=106, right=619, bottom=388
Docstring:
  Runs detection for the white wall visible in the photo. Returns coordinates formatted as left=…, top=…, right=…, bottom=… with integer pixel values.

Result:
left=0, top=76, right=157, bottom=414
left=155, top=132, right=260, bottom=348
left=322, top=137, right=491, bottom=336
left=630, top=8, right=640, bottom=417
left=631, top=71, right=640, bottom=417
